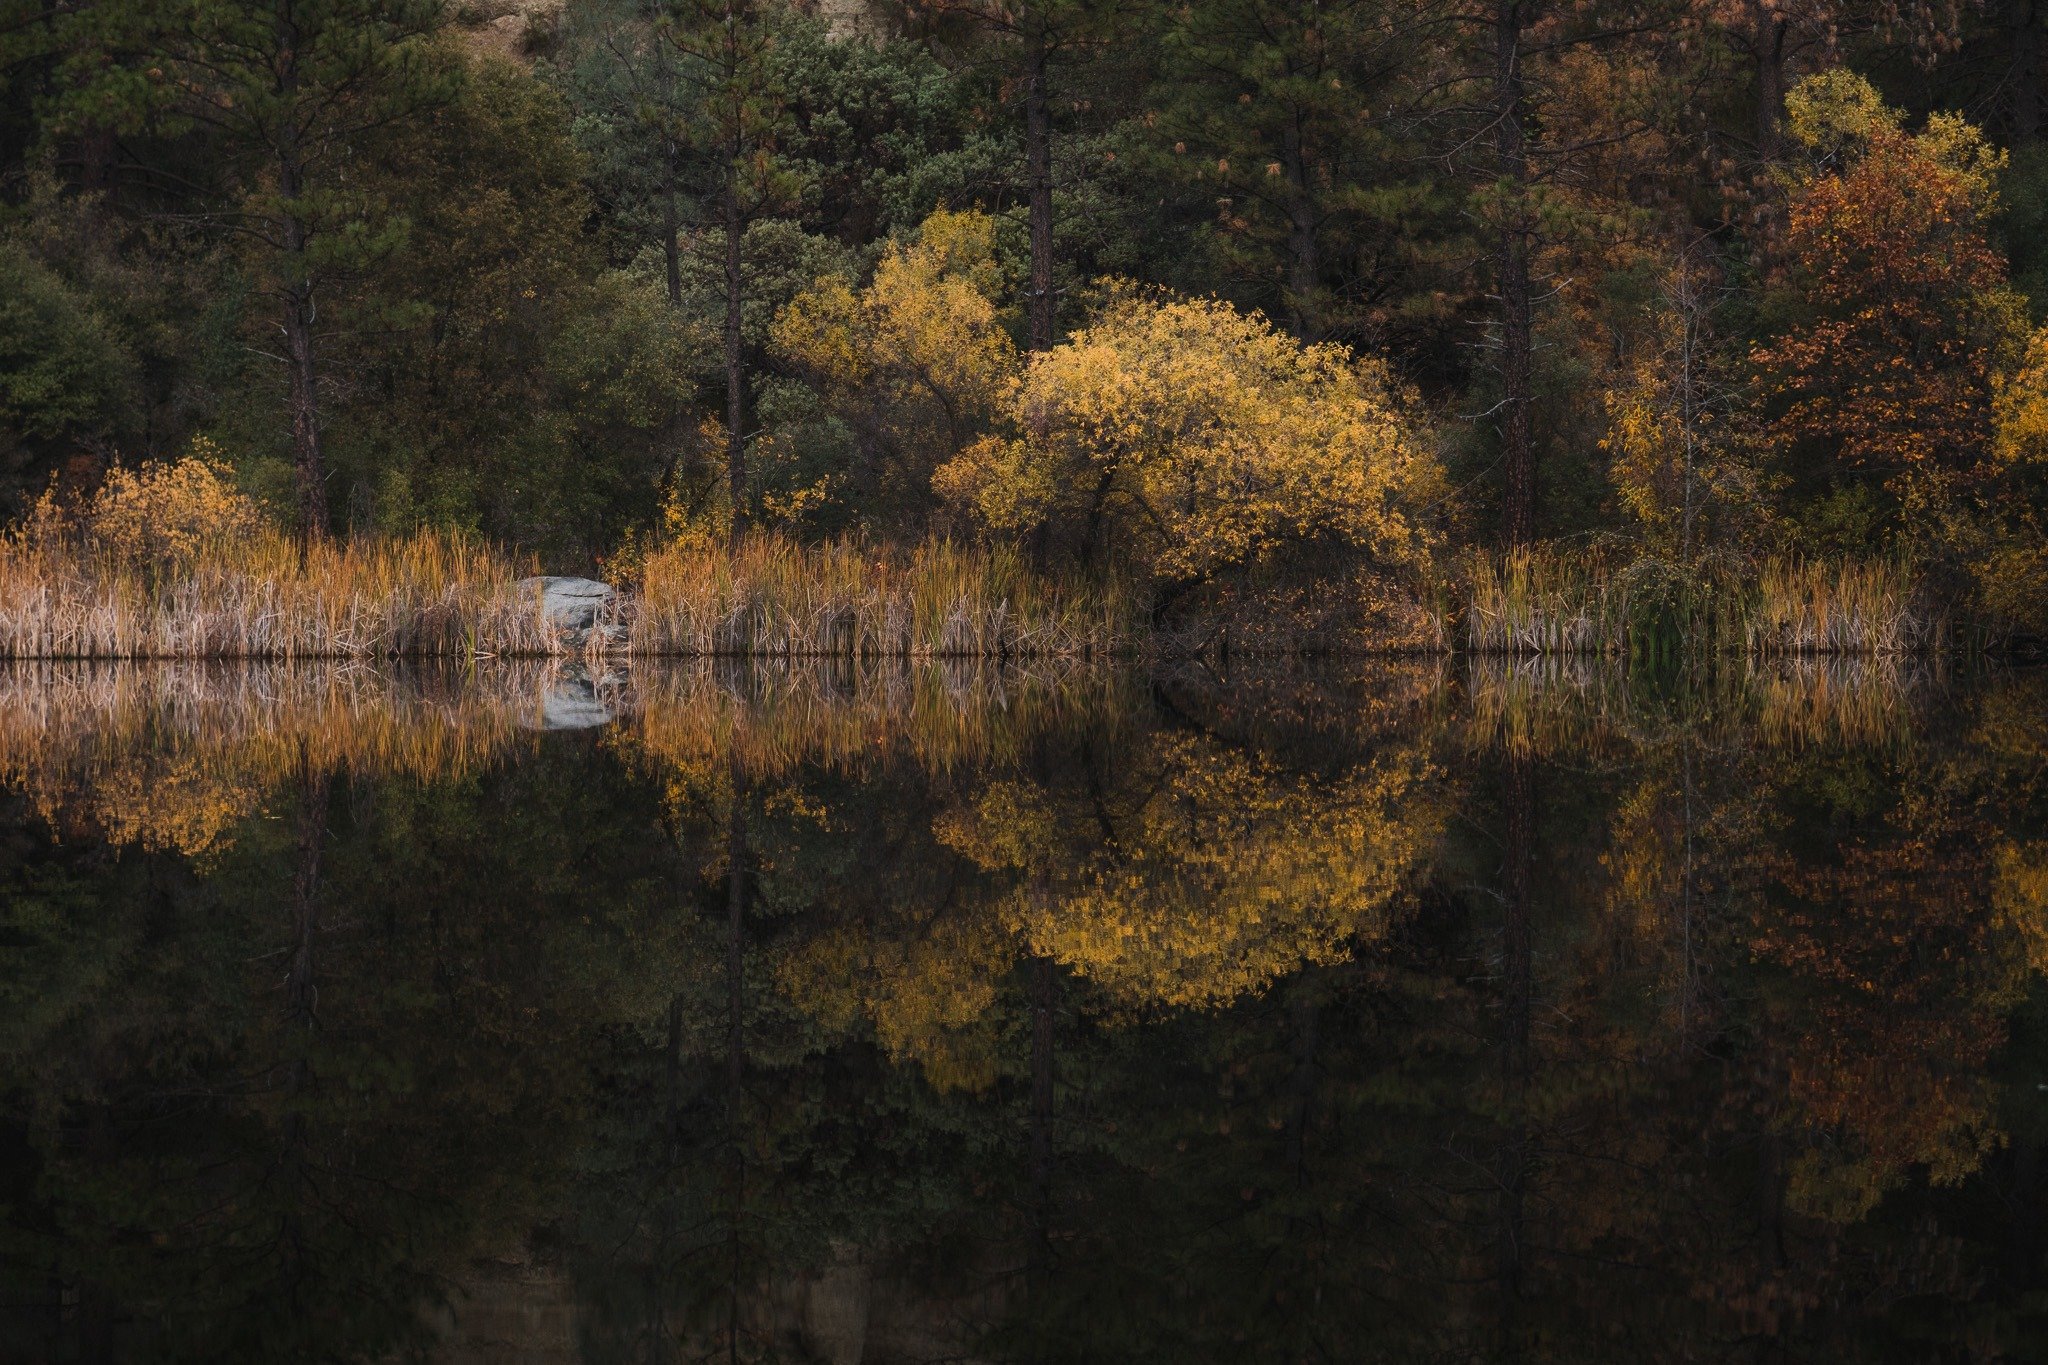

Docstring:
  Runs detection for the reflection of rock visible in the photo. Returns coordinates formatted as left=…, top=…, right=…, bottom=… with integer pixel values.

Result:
left=520, top=664, right=625, bottom=731
left=514, top=576, right=624, bottom=651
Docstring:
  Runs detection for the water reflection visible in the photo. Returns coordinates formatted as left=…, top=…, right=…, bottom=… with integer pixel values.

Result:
left=0, top=657, right=2043, bottom=1362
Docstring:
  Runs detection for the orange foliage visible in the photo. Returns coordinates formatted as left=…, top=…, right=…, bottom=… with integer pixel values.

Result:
left=1752, top=78, right=2025, bottom=497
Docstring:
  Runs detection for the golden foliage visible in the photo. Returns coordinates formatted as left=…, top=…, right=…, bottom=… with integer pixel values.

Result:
left=935, top=291, right=1442, bottom=586
left=39, top=443, right=270, bottom=569
left=772, top=210, right=1017, bottom=524
left=1993, top=324, right=2048, bottom=468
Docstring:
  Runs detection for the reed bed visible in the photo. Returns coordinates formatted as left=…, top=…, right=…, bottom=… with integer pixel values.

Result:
left=1743, top=557, right=1942, bottom=656
left=0, top=530, right=560, bottom=660
left=631, top=534, right=1132, bottom=658
left=1459, top=548, right=1946, bottom=657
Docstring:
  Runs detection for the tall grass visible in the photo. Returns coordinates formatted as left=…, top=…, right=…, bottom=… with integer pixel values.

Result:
left=632, top=534, right=1132, bottom=658
left=0, top=529, right=560, bottom=660
left=0, top=491, right=1951, bottom=662
left=1743, top=557, right=1942, bottom=656
left=1459, top=548, right=1946, bottom=657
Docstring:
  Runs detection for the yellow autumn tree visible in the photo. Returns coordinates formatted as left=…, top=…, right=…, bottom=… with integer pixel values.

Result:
left=1600, top=256, right=1765, bottom=561
left=771, top=209, right=1018, bottom=532
left=934, top=291, right=1442, bottom=591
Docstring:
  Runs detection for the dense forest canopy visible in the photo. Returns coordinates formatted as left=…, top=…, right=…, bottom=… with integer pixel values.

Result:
left=3, top=0, right=2048, bottom=629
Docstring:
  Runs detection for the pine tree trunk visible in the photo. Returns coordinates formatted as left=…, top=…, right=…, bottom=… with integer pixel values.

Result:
left=722, top=172, right=747, bottom=542
left=283, top=286, right=328, bottom=540
left=662, top=148, right=685, bottom=308
left=1750, top=0, right=1789, bottom=160
left=2013, top=0, right=2042, bottom=142
left=1495, top=0, right=1536, bottom=547
left=278, top=150, right=328, bottom=539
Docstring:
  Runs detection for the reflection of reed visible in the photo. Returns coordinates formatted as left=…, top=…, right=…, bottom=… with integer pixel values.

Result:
left=1461, top=652, right=1946, bottom=754
left=0, top=653, right=1996, bottom=857
left=0, top=659, right=1133, bottom=852
left=1460, top=550, right=1944, bottom=656
left=0, top=661, right=545, bottom=855
left=620, top=655, right=1134, bottom=777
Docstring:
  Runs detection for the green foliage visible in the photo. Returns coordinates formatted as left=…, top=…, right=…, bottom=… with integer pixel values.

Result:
left=0, top=239, right=137, bottom=502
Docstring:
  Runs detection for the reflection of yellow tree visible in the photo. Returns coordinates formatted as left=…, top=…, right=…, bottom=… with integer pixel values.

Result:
left=775, top=913, right=1015, bottom=1093
left=944, top=734, right=1444, bottom=1013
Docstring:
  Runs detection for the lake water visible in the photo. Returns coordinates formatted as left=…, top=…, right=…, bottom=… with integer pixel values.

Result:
left=2, top=656, right=2044, bottom=1363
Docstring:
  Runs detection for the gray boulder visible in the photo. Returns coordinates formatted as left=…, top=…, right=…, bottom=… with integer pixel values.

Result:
left=515, top=576, right=622, bottom=648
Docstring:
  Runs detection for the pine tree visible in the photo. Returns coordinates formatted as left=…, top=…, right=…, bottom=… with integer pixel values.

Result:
left=54, top=0, right=455, bottom=536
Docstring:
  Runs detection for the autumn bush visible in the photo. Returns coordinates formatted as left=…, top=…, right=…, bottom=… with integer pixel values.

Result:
left=771, top=210, right=1016, bottom=534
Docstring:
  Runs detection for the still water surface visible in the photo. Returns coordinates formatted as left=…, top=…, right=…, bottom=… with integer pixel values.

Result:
left=1, top=656, right=2044, bottom=1363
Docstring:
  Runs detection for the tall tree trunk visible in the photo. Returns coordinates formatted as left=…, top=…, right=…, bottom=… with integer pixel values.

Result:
left=278, top=152, right=328, bottom=539
left=1024, top=21, right=1056, bottom=354
left=1281, top=110, right=1322, bottom=343
left=722, top=171, right=747, bottom=542
left=662, top=147, right=685, bottom=308
left=1494, top=0, right=1536, bottom=547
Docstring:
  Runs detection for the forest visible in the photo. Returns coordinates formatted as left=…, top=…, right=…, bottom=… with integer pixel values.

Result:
left=4, top=0, right=2048, bottom=652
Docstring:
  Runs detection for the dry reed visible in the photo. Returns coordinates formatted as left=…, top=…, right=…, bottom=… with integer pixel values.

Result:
left=631, top=534, right=1131, bottom=658
left=0, top=530, right=559, bottom=660
left=1459, top=547, right=1944, bottom=657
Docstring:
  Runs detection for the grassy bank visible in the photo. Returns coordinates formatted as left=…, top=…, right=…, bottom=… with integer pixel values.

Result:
left=0, top=528, right=565, bottom=660
left=1458, top=549, right=1951, bottom=658
left=633, top=534, right=1131, bottom=659
left=0, top=485, right=1979, bottom=661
